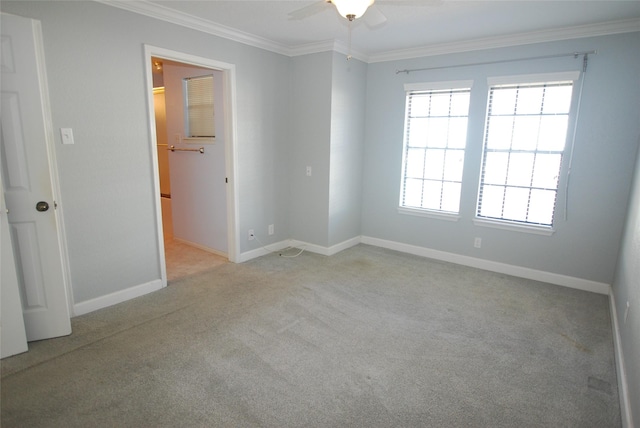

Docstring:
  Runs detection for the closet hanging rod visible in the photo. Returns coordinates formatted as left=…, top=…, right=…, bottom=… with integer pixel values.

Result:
left=395, top=50, right=597, bottom=74
left=168, top=145, right=205, bottom=154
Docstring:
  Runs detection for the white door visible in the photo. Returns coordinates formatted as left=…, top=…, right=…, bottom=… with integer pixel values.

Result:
left=1, top=13, right=72, bottom=342
left=1, top=174, right=28, bottom=358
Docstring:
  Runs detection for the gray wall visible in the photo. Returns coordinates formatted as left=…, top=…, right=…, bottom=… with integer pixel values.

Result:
left=7, top=2, right=636, bottom=299
left=289, top=52, right=333, bottom=246
left=362, top=33, right=640, bottom=284
left=612, top=143, right=640, bottom=424
left=1, top=1, right=292, bottom=304
left=328, top=52, right=367, bottom=247
left=288, top=51, right=367, bottom=249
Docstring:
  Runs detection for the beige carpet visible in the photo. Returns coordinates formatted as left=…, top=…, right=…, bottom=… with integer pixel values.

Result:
left=1, top=244, right=621, bottom=427
left=164, top=238, right=227, bottom=281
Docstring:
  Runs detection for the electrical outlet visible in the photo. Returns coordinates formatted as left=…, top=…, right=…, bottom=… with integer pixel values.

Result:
left=268, top=224, right=274, bottom=235
left=248, top=229, right=255, bottom=241
left=306, top=166, right=312, bottom=177
left=474, top=237, right=482, bottom=248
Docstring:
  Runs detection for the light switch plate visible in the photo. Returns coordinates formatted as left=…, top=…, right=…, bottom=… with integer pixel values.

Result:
left=60, top=128, right=74, bottom=145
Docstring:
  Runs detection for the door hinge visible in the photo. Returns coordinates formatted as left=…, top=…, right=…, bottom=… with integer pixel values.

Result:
left=225, top=177, right=228, bottom=183
left=54, top=201, right=58, bottom=209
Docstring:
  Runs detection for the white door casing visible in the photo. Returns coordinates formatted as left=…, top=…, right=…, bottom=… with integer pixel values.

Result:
left=143, top=45, right=239, bottom=287
left=1, top=13, right=72, bottom=342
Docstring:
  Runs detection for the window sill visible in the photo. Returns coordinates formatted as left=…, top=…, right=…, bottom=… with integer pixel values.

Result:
left=473, top=218, right=555, bottom=236
left=398, top=207, right=460, bottom=222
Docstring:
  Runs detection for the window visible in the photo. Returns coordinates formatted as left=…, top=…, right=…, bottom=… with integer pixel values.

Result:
left=184, top=75, right=215, bottom=138
left=400, top=82, right=472, bottom=215
left=477, top=72, right=578, bottom=228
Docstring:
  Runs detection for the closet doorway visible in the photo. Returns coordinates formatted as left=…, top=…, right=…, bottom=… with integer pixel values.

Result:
left=145, top=46, right=239, bottom=284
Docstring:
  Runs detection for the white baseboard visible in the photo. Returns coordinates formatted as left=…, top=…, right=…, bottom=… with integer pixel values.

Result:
left=238, top=239, right=297, bottom=262
left=239, top=236, right=362, bottom=262
left=173, top=237, right=227, bottom=258
left=241, top=234, right=610, bottom=294
left=327, top=236, right=362, bottom=255
left=289, top=236, right=361, bottom=257
left=361, top=236, right=610, bottom=295
left=609, top=290, right=633, bottom=428
left=73, top=279, right=164, bottom=317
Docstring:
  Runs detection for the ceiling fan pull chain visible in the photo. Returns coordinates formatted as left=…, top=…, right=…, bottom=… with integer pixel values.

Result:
left=347, top=20, right=352, bottom=60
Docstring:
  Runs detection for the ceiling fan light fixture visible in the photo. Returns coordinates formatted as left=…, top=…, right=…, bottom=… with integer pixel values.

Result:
left=332, top=0, right=374, bottom=21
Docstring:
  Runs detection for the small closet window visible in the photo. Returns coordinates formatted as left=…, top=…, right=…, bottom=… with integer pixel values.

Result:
left=184, top=75, right=214, bottom=138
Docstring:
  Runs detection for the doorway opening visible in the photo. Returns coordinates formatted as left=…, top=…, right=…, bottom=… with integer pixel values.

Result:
left=144, top=46, right=239, bottom=286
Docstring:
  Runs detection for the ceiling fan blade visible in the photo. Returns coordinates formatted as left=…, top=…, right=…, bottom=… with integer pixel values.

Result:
left=288, top=1, right=331, bottom=20
left=377, top=0, right=443, bottom=6
left=363, top=5, right=387, bottom=28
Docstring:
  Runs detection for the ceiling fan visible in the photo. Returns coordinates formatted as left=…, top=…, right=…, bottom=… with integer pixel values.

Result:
left=289, top=0, right=438, bottom=59
left=288, top=0, right=438, bottom=28
left=288, top=0, right=387, bottom=28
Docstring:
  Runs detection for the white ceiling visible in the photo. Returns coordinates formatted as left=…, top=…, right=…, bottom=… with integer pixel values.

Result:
left=112, top=1, right=640, bottom=61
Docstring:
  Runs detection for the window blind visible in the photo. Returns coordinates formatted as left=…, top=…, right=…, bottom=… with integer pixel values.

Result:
left=400, top=87, right=471, bottom=214
left=477, top=80, right=574, bottom=227
left=185, top=75, right=215, bottom=138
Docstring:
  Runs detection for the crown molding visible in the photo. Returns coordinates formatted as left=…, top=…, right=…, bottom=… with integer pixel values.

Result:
left=95, top=0, right=292, bottom=56
left=284, top=39, right=369, bottom=62
left=98, top=0, right=370, bottom=60
left=287, top=40, right=338, bottom=58
left=369, top=17, right=640, bottom=63
left=96, top=1, right=639, bottom=63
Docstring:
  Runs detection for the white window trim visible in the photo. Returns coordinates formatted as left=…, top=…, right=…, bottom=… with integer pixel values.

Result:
left=487, top=70, right=580, bottom=86
left=399, top=81, right=473, bottom=215
left=474, top=70, right=581, bottom=232
left=473, top=218, right=555, bottom=236
left=398, top=206, right=461, bottom=222
left=404, top=80, right=474, bottom=93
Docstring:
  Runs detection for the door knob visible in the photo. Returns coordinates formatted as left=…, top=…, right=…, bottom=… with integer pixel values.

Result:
left=36, top=201, right=49, bottom=212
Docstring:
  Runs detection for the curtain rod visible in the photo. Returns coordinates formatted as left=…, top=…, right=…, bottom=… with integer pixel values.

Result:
left=395, top=50, right=597, bottom=75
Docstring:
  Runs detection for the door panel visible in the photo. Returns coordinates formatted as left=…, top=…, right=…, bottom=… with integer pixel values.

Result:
left=1, top=93, right=30, bottom=189
left=1, top=13, right=71, bottom=342
left=11, top=222, right=48, bottom=308
left=1, top=171, right=28, bottom=358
